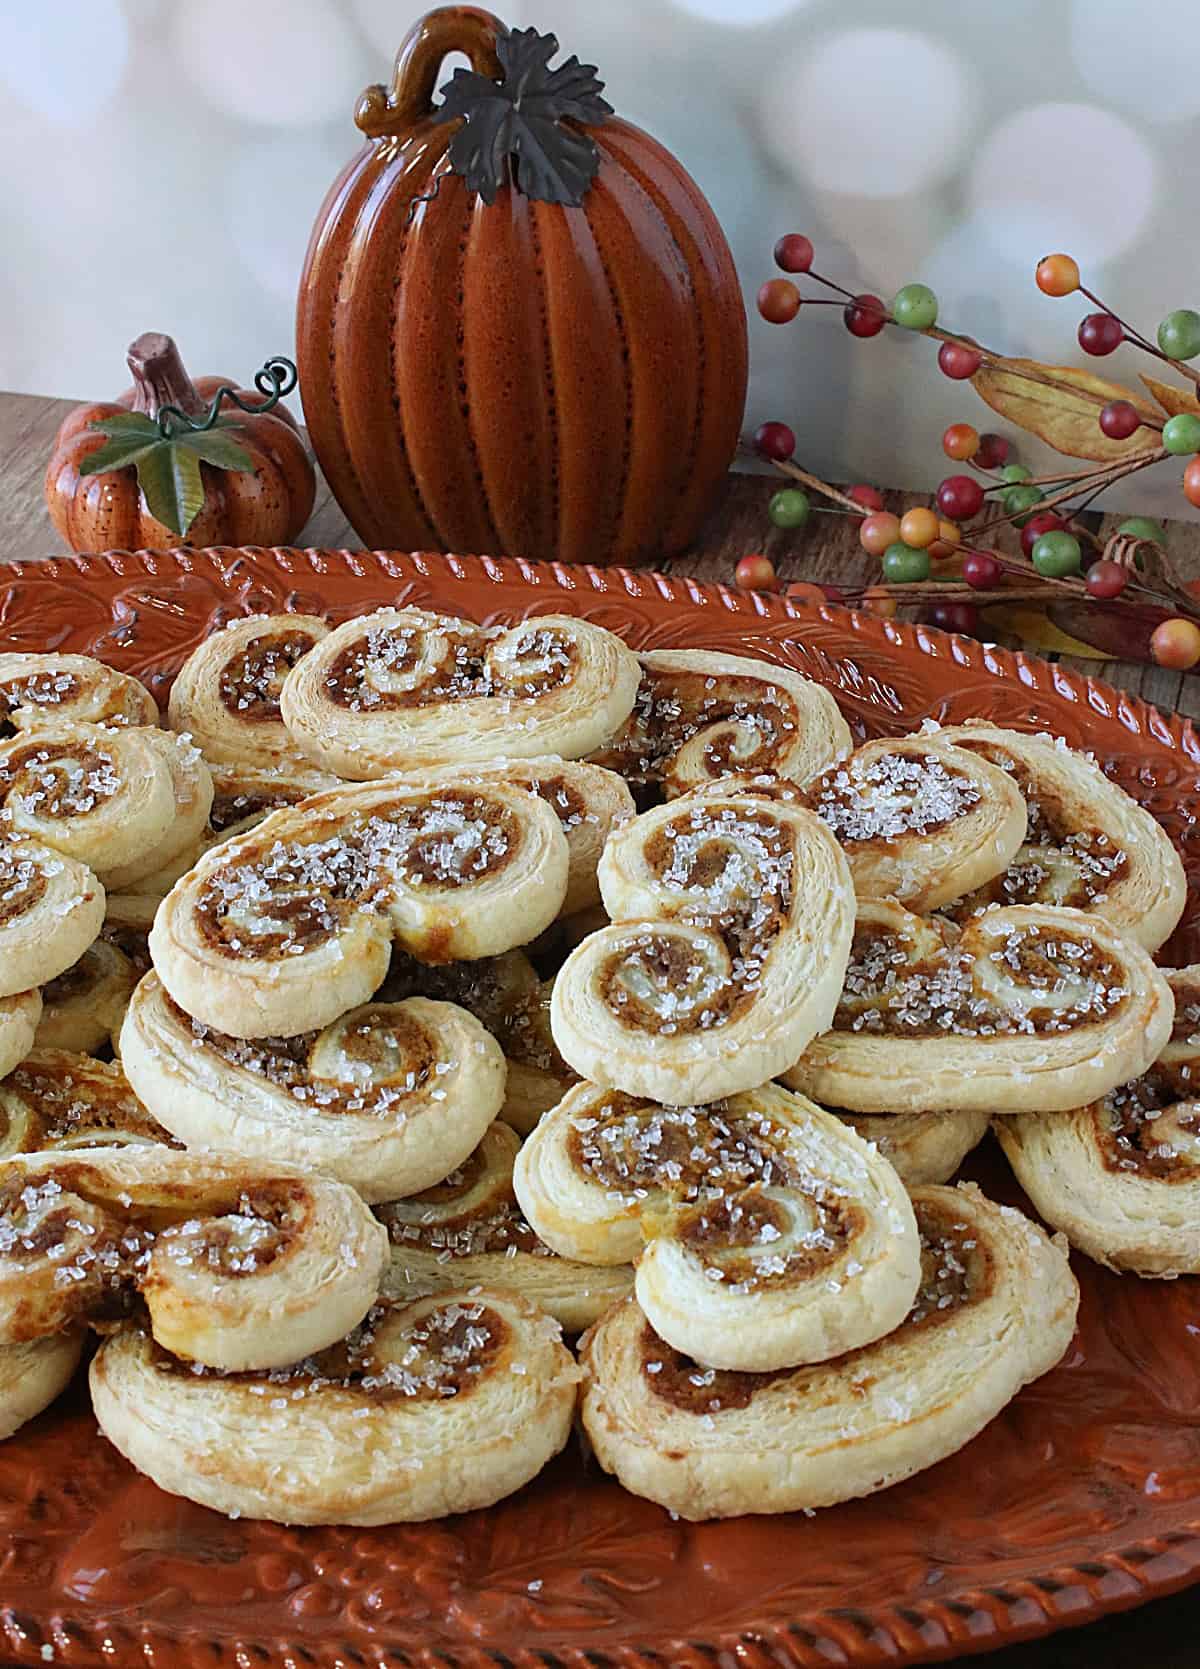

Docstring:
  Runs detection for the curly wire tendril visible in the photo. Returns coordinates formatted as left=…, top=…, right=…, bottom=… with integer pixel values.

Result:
left=154, top=356, right=299, bottom=440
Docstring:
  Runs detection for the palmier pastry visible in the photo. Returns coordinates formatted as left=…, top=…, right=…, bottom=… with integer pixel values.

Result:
left=994, top=965, right=1200, bottom=1275
left=0, top=1051, right=173, bottom=1152
left=0, top=991, right=42, bottom=1081
left=0, top=1148, right=386, bottom=1370
left=35, top=937, right=137, bottom=1054
left=380, top=1123, right=633, bottom=1330
left=785, top=900, right=1173, bottom=1114
left=804, top=735, right=1027, bottom=911
left=579, top=1182, right=1079, bottom=1519
left=168, top=612, right=330, bottom=770
left=0, top=1332, right=85, bottom=1440
left=121, top=973, right=505, bottom=1203
left=279, top=607, right=641, bottom=778
left=0, top=837, right=104, bottom=998
left=515, top=1082, right=919, bottom=1371
left=834, top=1109, right=990, bottom=1187
left=100, top=894, right=154, bottom=977
left=936, top=723, right=1186, bottom=952
left=0, top=653, right=156, bottom=732
left=0, top=722, right=212, bottom=891
left=590, top=649, right=851, bottom=796
left=551, top=787, right=854, bottom=1102
left=91, top=1288, right=579, bottom=1524
left=150, top=776, right=569, bottom=1038
left=208, top=760, right=342, bottom=833
left=376, top=948, right=577, bottom=1135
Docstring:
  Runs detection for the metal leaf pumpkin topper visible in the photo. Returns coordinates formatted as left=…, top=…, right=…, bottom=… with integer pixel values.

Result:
left=433, top=25, right=612, bottom=205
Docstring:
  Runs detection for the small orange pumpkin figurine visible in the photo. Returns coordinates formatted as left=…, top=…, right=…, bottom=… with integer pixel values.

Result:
left=44, top=332, right=316, bottom=553
left=296, top=6, right=748, bottom=566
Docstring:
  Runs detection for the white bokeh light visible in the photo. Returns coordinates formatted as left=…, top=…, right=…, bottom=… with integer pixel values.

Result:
left=171, top=0, right=368, bottom=127
left=758, top=30, right=972, bottom=198
left=0, top=0, right=128, bottom=125
left=1070, top=0, right=1200, bottom=124
left=227, top=132, right=352, bottom=302
left=666, top=0, right=812, bottom=25
left=969, top=103, right=1156, bottom=266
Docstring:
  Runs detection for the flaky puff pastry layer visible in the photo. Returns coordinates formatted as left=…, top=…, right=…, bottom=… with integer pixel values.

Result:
left=515, top=1082, right=919, bottom=1372
left=833, top=1108, right=990, bottom=1186
left=0, top=653, right=156, bottom=731
left=590, top=649, right=851, bottom=797
left=91, top=1288, right=579, bottom=1524
left=939, top=722, right=1186, bottom=952
left=121, top=973, right=505, bottom=1203
left=551, top=787, right=854, bottom=1103
left=802, top=735, right=1027, bottom=911
left=0, top=1049, right=173, bottom=1154
left=994, top=965, right=1200, bottom=1276
left=0, top=1147, right=386, bottom=1370
left=381, top=1122, right=633, bottom=1332
left=0, top=1331, right=84, bottom=1441
left=150, top=776, right=569, bottom=1038
left=168, top=613, right=330, bottom=771
left=785, top=900, right=1174, bottom=1114
left=0, top=723, right=211, bottom=891
left=579, top=1182, right=1079, bottom=1519
left=280, top=607, right=641, bottom=779
left=35, top=936, right=137, bottom=1055
left=0, top=838, right=103, bottom=999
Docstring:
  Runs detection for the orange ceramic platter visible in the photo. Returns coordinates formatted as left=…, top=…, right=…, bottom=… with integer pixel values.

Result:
left=0, top=544, right=1196, bottom=1669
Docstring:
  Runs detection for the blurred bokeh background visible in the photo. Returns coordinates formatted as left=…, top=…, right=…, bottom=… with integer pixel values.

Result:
left=2, top=0, right=1197, bottom=514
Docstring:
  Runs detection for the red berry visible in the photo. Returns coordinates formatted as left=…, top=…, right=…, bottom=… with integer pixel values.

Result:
left=844, top=293, right=887, bottom=338
left=1184, top=456, right=1200, bottom=508
left=784, top=581, right=825, bottom=607
left=1099, top=400, right=1140, bottom=440
left=936, top=474, right=985, bottom=520
left=937, top=341, right=982, bottom=380
left=963, top=551, right=1003, bottom=589
left=926, top=601, right=980, bottom=636
left=846, top=483, right=884, bottom=510
left=973, top=433, right=1009, bottom=470
left=1020, top=511, right=1067, bottom=556
left=774, top=233, right=814, bottom=274
left=1151, top=617, right=1200, bottom=669
left=1085, top=559, right=1129, bottom=600
left=1078, top=312, right=1124, bottom=356
left=735, top=553, right=778, bottom=592
left=758, top=279, right=801, bottom=324
left=820, top=583, right=846, bottom=605
left=753, top=420, right=796, bottom=462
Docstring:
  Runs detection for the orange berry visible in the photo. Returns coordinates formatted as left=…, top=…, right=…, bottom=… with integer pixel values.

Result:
left=1183, top=455, right=1200, bottom=508
left=859, top=584, right=898, bottom=619
left=859, top=511, right=901, bottom=557
left=1150, top=617, right=1200, bottom=670
left=784, top=581, right=826, bottom=607
left=1035, top=253, right=1080, bottom=297
left=929, top=519, right=961, bottom=560
left=757, top=279, right=802, bottom=324
left=735, top=553, right=779, bottom=592
left=899, top=507, right=940, bottom=549
left=942, top=423, right=979, bottom=462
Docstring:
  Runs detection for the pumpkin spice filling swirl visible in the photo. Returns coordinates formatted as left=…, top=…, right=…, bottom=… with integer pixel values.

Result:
left=150, top=776, right=569, bottom=1038
left=550, top=786, right=854, bottom=1103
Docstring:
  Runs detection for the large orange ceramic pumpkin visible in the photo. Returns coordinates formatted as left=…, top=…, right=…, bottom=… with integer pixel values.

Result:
left=296, top=6, right=748, bottom=566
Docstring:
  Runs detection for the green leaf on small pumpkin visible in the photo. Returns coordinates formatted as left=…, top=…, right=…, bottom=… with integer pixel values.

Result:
left=174, top=429, right=256, bottom=471
left=79, top=434, right=163, bottom=476
left=435, top=25, right=612, bottom=206
left=1139, top=373, right=1200, bottom=419
left=86, top=412, right=161, bottom=439
left=133, top=443, right=206, bottom=536
left=971, top=358, right=1159, bottom=461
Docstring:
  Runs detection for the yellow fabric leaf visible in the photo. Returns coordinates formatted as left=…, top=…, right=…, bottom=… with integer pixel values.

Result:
left=1140, top=373, right=1200, bottom=419
left=971, top=359, right=1159, bottom=461
left=979, top=604, right=1110, bottom=659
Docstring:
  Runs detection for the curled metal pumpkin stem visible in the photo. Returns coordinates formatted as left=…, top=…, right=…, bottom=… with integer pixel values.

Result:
left=155, top=357, right=299, bottom=440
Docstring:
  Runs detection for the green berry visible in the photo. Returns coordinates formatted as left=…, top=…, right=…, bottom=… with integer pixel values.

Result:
left=1001, top=463, right=1032, bottom=483
left=1003, top=484, right=1046, bottom=526
left=768, top=487, right=811, bottom=529
left=1157, top=309, right=1200, bottom=361
left=1163, top=413, right=1200, bottom=455
left=881, top=541, right=931, bottom=583
left=890, top=283, right=938, bottom=331
left=1117, top=516, right=1166, bottom=546
left=1031, top=530, right=1082, bottom=577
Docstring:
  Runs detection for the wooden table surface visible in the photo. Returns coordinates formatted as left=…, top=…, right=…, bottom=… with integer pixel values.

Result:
left=2, top=387, right=1198, bottom=1668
